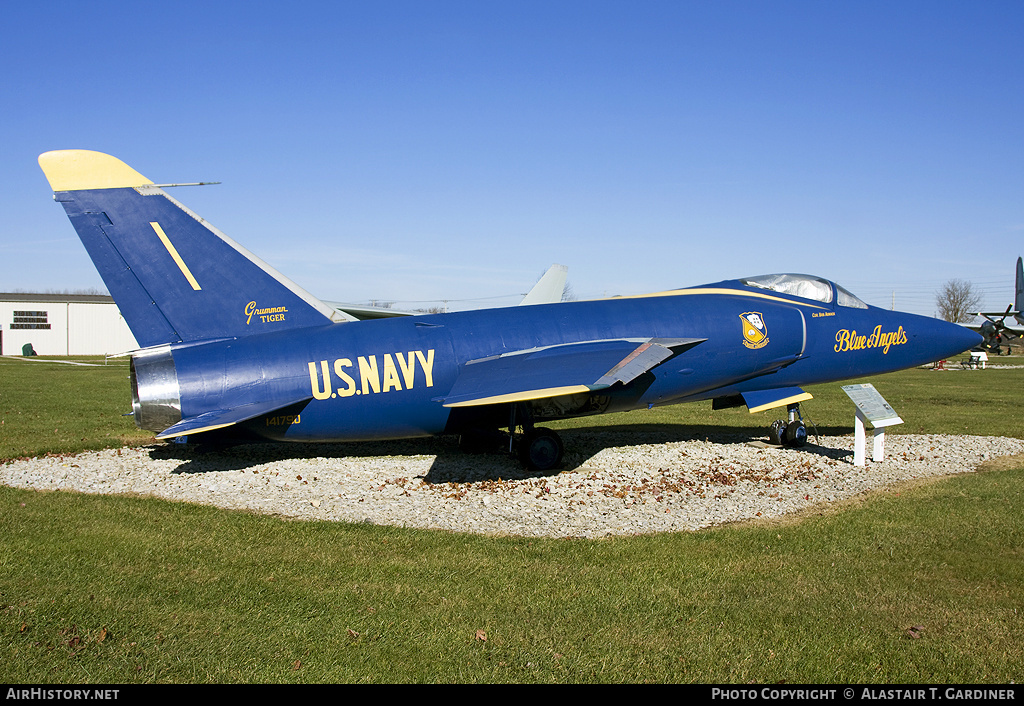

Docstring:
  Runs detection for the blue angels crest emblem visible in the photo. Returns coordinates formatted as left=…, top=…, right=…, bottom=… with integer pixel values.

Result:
left=740, top=311, right=769, bottom=349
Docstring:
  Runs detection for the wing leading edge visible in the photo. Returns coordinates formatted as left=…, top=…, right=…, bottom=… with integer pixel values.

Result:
left=439, top=337, right=705, bottom=408
left=740, top=387, right=813, bottom=414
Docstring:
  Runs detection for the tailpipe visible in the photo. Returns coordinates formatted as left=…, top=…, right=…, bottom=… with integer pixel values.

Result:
left=129, top=346, right=182, bottom=432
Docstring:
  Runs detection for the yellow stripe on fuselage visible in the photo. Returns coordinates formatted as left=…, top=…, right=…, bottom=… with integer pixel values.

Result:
left=150, top=222, right=202, bottom=291
left=613, top=288, right=828, bottom=309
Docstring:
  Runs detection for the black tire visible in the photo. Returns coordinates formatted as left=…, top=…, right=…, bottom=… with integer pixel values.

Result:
left=517, top=428, right=564, bottom=471
left=784, top=422, right=808, bottom=447
left=768, top=420, right=787, bottom=446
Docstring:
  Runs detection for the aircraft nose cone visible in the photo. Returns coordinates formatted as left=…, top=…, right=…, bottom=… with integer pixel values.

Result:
left=935, top=320, right=983, bottom=359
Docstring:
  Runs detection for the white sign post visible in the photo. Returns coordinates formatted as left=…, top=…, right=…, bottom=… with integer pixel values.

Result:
left=842, top=384, right=903, bottom=466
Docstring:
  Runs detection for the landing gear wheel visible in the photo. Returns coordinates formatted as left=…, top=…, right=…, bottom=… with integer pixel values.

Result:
left=768, top=420, right=787, bottom=446
left=517, top=427, right=564, bottom=471
left=784, top=422, right=808, bottom=448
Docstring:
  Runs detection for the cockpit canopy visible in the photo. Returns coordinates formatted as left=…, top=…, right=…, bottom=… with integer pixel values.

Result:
left=740, top=273, right=868, bottom=309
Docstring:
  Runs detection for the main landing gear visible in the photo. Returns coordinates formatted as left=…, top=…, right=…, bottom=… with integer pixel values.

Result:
left=457, top=405, right=566, bottom=472
left=516, top=426, right=564, bottom=472
left=767, top=403, right=809, bottom=448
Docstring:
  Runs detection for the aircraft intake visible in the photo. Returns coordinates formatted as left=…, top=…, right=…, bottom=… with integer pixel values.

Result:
left=130, top=346, right=182, bottom=433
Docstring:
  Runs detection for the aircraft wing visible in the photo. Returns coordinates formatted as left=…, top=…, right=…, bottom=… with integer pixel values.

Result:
left=439, top=337, right=705, bottom=408
left=739, top=387, right=813, bottom=414
left=324, top=301, right=415, bottom=320
left=975, top=311, right=1021, bottom=318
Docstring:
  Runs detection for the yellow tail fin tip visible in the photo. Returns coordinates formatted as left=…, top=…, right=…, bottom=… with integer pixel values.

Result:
left=38, top=150, right=153, bottom=191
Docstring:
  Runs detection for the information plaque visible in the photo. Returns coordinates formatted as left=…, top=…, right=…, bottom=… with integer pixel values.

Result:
left=841, top=384, right=903, bottom=466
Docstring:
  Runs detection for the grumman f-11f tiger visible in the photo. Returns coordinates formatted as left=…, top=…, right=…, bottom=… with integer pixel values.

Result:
left=38, top=150, right=981, bottom=470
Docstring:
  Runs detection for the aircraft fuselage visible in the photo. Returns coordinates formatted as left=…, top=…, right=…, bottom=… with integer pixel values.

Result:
left=154, top=284, right=976, bottom=443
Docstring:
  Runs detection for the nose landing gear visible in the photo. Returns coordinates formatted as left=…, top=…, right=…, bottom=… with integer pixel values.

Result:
left=767, top=403, right=809, bottom=448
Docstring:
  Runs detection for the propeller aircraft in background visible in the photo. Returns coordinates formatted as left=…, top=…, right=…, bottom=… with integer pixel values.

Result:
left=970, top=256, right=1024, bottom=355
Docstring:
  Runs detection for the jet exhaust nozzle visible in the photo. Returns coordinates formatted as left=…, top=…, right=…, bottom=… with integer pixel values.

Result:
left=130, top=346, right=182, bottom=432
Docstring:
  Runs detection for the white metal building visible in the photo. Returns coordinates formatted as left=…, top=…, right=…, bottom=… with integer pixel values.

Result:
left=0, top=293, right=139, bottom=356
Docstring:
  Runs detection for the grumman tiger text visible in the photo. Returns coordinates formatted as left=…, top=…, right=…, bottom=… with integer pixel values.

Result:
left=245, top=301, right=288, bottom=325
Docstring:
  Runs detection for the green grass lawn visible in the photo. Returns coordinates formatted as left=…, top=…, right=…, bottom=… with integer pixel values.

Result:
left=2, top=465, right=1022, bottom=683
left=1, top=355, right=1023, bottom=683
left=0, top=356, right=152, bottom=460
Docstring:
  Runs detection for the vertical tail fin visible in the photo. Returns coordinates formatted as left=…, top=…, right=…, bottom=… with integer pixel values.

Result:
left=1015, top=256, right=1024, bottom=327
left=519, top=264, right=568, bottom=306
left=39, top=150, right=348, bottom=348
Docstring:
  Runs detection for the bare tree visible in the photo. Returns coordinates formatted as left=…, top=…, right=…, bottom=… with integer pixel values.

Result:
left=561, top=281, right=577, bottom=302
left=935, top=279, right=982, bottom=323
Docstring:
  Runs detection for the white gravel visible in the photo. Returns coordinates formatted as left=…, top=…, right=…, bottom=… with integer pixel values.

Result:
left=3, top=432, right=1023, bottom=538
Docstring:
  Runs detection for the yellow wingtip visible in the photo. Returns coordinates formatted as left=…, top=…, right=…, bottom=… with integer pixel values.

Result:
left=38, top=149, right=153, bottom=191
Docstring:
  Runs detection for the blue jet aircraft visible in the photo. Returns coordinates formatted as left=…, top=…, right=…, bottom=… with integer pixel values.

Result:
left=38, top=150, right=981, bottom=470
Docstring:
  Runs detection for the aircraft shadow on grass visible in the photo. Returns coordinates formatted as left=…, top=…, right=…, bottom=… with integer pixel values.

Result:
left=148, top=421, right=856, bottom=482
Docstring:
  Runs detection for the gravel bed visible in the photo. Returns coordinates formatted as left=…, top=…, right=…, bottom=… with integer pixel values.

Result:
left=3, top=432, right=1023, bottom=538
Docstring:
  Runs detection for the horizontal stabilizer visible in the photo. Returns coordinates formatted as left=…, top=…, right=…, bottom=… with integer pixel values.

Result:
left=156, top=394, right=312, bottom=439
left=440, top=337, right=704, bottom=408
left=740, top=387, right=812, bottom=414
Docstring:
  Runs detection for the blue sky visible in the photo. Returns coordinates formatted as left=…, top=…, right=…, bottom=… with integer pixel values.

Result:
left=2, top=1, right=1022, bottom=316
